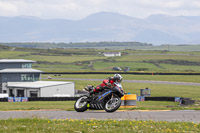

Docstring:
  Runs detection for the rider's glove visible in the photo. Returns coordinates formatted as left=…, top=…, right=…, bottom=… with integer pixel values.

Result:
left=106, top=83, right=112, bottom=87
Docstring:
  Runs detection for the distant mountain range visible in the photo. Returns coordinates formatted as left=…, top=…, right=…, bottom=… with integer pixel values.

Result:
left=1, top=12, right=200, bottom=45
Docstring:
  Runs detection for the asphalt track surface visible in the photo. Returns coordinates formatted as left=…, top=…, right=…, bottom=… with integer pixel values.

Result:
left=0, top=110, right=200, bottom=122
left=47, top=78, right=200, bottom=86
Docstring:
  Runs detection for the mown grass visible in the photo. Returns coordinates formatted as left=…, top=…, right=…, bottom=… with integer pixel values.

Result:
left=45, top=78, right=200, bottom=100
left=0, top=51, right=30, bottom=58
left=42, top=74, right=200, bottom=83
left=43, top=74, right=200, bottom=100
left=25, top=55, right=107, bottom=63
left=0, top=118, right=199, bottom=133
left=93, top=61, right=158, bottom=71
left=0, top=100, right=199, bottom=111
left=159, top=64, right=200, bottom=72
left=116, top=54, right=200, bottom=62
left=0, top=101, right=74, bottom=111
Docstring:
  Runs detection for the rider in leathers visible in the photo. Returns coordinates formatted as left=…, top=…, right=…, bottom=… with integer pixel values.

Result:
left=86, top=74, right=123, bottom=95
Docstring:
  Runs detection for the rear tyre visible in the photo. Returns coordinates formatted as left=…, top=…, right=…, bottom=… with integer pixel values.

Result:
left=74, top=96, right=88, bottom=112
left=105, top=94, right=121, bottom=113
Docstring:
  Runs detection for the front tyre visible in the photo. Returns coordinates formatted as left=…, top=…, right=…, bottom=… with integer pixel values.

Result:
left=105, top=94, right=121, bottom=113
left=74, top=96, right=88, bottom=112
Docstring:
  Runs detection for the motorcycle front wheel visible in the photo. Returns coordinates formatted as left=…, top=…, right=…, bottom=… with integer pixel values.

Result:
left=74, top=96, right=88, bottom=112
left=105, top=94, right=121, bottom=113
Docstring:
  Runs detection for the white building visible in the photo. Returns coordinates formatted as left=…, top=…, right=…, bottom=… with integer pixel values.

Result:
left=7, top=81, right=75, bottom=97
left=0, top=59, right=75, bottom=97
left=103, top=52, right=121, bottom=57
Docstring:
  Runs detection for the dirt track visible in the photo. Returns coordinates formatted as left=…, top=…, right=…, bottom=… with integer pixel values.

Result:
left=0, top=110, right=200, bottom=122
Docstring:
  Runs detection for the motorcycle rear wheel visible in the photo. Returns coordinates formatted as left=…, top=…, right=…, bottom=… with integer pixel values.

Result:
left=74, top=96, right=88, bottom=112
left=105, top=94, right=121, bottom=113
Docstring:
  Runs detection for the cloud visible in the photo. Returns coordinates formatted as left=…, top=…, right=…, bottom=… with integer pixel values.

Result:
left=0, top=0, right=200, bottom=19
left=0, top=1, right=18, bottom=15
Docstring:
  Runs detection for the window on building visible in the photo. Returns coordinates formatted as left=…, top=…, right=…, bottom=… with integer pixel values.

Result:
left=21, top=74, right=35, bottom=81
left=17, top=90, right=24, bottom=97
left=30, top=91, right=38, bottom=97
left=9, top=89, right=14, bottom=97
left=0, top=83, right=2, bottom=93
left=22, top=63, right=32, bottom=68
left=3, top=90, right=7, bottom=93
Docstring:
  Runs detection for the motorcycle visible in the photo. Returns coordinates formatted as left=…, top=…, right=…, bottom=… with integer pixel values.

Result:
left=74, top=82, right=124, bottom=113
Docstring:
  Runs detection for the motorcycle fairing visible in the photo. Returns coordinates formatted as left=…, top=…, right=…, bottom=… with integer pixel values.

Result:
left=88, top=90, right=113, bottom=110
left=98, top=90, right=112, bottom=101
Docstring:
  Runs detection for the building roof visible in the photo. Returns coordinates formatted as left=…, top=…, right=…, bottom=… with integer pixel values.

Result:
left=103, top=52, right=121, bottom=54
left=0, top=68, right=43, bottom=73
left=7, top=81, right=74, bottom=89
left=0, top=59, right=36, bottom=63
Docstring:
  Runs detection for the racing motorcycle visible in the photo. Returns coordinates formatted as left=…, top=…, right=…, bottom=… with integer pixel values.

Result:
left=74, top=82, right=124, bottom=113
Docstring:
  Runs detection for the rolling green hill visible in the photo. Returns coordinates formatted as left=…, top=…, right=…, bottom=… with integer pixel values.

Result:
left=1, top=44, right=200, bottom=73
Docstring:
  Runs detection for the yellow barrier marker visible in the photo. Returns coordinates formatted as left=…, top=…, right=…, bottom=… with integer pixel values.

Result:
left=120, top=94, right=137, bottom=108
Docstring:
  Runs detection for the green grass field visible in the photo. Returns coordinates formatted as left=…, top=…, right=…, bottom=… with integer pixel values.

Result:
left=0, top=118, right=199, bottom=133
left=42, top=74, right=200, bottom=83
left=0, top=101, right=74, bottom=111
left=42, top=74, right=200, bottom=110
left=1, top=47, right=200, bottom=72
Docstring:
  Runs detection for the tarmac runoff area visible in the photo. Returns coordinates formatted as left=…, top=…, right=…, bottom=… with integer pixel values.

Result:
left=0, top=110, right=200, bottom=122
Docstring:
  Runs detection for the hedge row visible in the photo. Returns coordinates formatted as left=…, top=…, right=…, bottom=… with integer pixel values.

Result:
left=28, top=97, right=79, bottom=101
left=145, top=97, right=175, bottom=101
left=144, top=97, right=195, bottom=105
left=0, top=97, right=79, bottom=102
left=0, top=97, right=195, bottom=106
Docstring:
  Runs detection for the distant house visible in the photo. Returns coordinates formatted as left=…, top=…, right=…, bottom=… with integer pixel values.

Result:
left=103, top=52, right=121, bottom=57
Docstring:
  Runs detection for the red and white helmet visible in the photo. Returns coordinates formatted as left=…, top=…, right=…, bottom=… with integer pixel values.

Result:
left=113, top=74, right=123, bottom=83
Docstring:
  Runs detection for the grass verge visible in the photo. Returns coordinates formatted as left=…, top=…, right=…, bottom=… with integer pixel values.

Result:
left=0, top=101, right=199, bottom=111
left=0, top=118, right=199, bottom=133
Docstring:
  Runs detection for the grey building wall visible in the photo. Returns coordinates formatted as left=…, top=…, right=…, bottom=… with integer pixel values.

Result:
left=0, top=60, right=41, bottom=94
left=0, top=73, right=40, bottom=93
left=0, top=74, right=2, bottom=83
left=7, top=83, right=75, bottom=97
left=0, top=63, right=22, bottom=69
left=0, top=75, right=2, bottom=93
left=8, top=88, right=40, bottom=97
left=40, top=83, right=75, bottom=97
left=0, top=62, right=32, bottom=69
left=0, top=84, right=1, bottom=92
left=1, top=73, right=21, bottom=82
left=1, top=73, right=40, bottom=83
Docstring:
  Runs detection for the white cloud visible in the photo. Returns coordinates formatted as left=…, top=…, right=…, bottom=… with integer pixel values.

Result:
left=0, top=1, right=18, bottom=15
left=0, top=0, right=200, bottom=19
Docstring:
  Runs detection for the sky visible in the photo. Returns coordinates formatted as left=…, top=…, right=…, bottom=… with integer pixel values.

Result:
left=0, top=0, right=200, bottom=20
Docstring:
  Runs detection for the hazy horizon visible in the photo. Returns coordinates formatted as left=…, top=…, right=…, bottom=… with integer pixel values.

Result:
left=1, top=0, right=200, bottom=20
